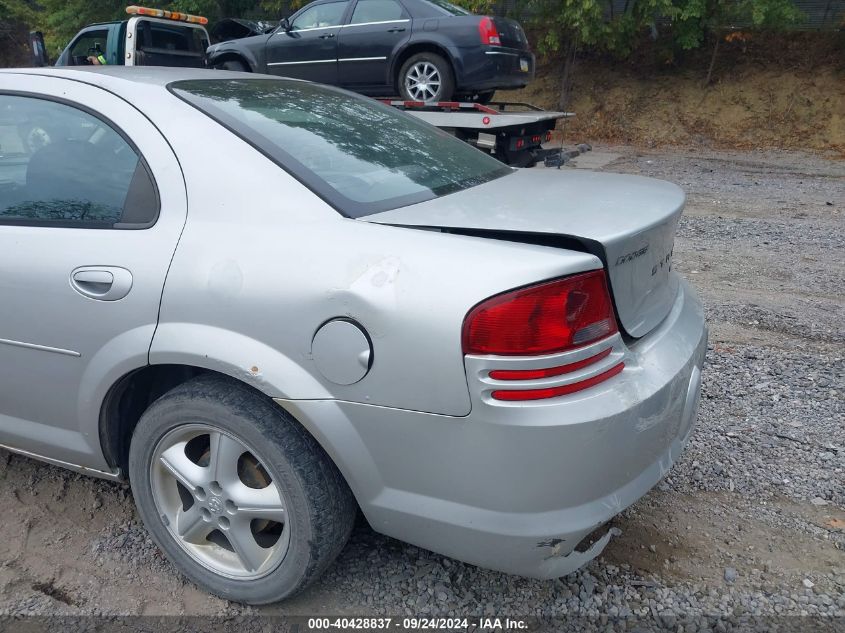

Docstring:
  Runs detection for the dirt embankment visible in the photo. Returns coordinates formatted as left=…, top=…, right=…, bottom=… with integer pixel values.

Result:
left=500, top=35, right=845, bottom=155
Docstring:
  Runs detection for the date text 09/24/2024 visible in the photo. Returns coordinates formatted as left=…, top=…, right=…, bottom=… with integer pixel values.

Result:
left=307, top=617, right=530, bottom=630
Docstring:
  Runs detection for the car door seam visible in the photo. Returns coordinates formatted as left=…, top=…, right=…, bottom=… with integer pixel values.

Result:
left=0, top=73, right=191, bottom=373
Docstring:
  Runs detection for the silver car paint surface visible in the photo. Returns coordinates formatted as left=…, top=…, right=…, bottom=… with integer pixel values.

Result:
left=0, top=67, right=707, bottom=578
left=0, top=73, right=187, bottom=472
left=367, top=168, right=685, bottom=338
left=279, top=280, right=705, bottom=578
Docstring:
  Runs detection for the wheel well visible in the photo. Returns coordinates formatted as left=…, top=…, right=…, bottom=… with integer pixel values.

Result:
left=99, top=364, right=210, bottom=475
left=392, top=43, right=455, bottom=92
left=211, top=53, right=252, bottom=71
left=98, top=365, right=362, bottom=512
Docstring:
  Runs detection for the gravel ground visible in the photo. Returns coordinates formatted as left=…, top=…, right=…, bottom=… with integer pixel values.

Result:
left=0, top=146, right=842, bottom=629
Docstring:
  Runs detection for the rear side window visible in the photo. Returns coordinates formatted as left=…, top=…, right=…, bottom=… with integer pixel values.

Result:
left=350, top=0, right=407, bottom=23
left=170, top=78, right=512, bottom=217
left=0, top=95, right=158, bottom=228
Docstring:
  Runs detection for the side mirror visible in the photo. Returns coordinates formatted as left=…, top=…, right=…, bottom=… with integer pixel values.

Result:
left=29, top=31, right=49, bottom=67
left=280, top=18, right=291, bottom=32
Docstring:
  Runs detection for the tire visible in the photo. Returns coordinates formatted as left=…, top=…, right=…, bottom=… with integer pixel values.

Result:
left=128, top=374, right=356, bottom=604
left=398, top=52, right=455, bottom=102
left=218, top=59, right=248, bottom=72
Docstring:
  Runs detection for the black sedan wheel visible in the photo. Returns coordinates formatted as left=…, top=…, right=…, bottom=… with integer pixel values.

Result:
left=399, top=53, right=455, bottom=102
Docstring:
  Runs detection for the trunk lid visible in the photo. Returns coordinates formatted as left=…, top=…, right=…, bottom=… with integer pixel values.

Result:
left=363, top=169, right=684, bottom=339
left=492, top=17, right=530, bottom=50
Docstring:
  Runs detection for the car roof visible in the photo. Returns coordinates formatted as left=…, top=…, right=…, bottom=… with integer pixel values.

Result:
left=0, top=66, right=260, bottom=94
left=77, top=21, right=124, bottom=28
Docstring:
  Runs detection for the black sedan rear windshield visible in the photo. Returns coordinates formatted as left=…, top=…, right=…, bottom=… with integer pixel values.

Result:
left=425, top=0, right=471, bottom=16
left=170, top=79, right=512, bottom=217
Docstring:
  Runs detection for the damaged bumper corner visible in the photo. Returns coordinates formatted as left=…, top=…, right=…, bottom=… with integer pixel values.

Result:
left=537, top=527, right=621, bottom=579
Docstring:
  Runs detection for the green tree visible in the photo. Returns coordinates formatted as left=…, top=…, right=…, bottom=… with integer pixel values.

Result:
left=257, top=0, right=304, bottom=19
left=459, top=0, right=675, bottom=108
left=672, top=0, right=801, bottom=50
left=0, top=0, right=38, bottom=65
left=33, top=0, right=127, bottom=55
left=456, top=0, right=801, bottom=105
left=170, top=0, right=273, bottom=20
left=0, top=0, right=35, bottom=22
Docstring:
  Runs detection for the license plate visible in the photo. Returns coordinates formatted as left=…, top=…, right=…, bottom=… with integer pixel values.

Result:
left=520, top=58, right=529, bottom=72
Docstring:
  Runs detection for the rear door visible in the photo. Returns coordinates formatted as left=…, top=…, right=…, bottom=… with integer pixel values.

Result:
left=266, top=0, right=349, bottom=83
left=337, top=0, right=411, bottom=89
left=0, top=74, right=187, bottom=470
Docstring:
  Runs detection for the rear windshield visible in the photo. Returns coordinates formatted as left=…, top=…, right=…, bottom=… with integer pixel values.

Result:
left=169, top=79, right=511, bottom=217
left=423, top=0, right=471, bottom=16
left=136, top=21, right=208, bottom=67
left=146, top=23, right=204, bottom=52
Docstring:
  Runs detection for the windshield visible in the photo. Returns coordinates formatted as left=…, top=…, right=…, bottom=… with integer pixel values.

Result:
left=169, top=79, right=511, bottom=217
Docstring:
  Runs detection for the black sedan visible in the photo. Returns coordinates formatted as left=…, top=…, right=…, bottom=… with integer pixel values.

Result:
left=206, top=0, right=535, bottom=102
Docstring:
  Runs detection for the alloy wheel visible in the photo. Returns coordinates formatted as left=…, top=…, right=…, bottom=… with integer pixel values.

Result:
left=150, top=424, right=290, bottom=580
left=405, top=61, right=442, bottom=102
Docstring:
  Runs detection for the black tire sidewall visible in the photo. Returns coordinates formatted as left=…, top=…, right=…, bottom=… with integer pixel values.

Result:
left=474, top=90, right=496, bottom=105
left=219, top=60, right=248, bottom=71
left=129, top=380, right=322, bottom=604
left=398, top=52, right=455, bottom=102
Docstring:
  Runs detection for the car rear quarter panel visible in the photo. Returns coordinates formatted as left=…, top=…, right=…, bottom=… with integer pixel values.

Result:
left=402, top=16, right=533, bottom=91
left=153, top=206, right=602, bottom=415
left=277, top=278, right=707, bottom=578
left=136, top=90, right=601, bottom=416
left=396, top=26, right=462, bottom=71
left=404, top=18, right=473, bottom=84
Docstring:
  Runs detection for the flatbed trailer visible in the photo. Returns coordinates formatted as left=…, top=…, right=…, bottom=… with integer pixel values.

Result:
left=380, top=99, right=577, bottom=167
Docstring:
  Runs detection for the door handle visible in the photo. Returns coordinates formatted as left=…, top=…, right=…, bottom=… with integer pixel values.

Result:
left=318, top=32, right=336, bottom=39
left=387, top=27, right=406, bottom=32
left=71, top=266, right=133, bottom=301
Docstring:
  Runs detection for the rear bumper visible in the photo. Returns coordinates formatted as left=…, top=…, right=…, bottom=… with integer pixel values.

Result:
left=453, top=46, right=535, bottom=92
left=277, top=279, right=706, bottom=578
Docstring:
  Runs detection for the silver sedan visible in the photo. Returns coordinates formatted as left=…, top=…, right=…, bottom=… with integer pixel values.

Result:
left=0, top=67, right=706, bottom=604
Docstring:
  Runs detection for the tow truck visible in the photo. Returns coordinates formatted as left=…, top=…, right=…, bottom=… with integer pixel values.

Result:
left=381, top=99, right=580, bottom=167
left=51, top=6, right=210, bottom=68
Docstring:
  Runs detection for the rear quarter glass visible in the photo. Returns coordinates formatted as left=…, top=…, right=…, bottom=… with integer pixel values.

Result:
left=168, top=78, right=512, bottom=217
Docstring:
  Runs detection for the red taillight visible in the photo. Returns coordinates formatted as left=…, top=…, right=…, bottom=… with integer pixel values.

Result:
left=462, top=270, right=618, bottom=356
left=479, top=17, right=501, bottom=45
